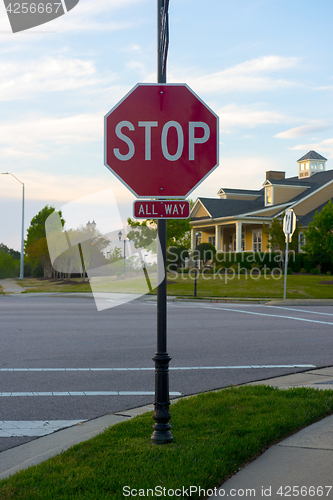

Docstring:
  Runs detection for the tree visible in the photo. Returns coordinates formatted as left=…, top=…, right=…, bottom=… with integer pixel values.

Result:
left=303, top=199, right=333, bottom=272
left=52, top=225, right=110, bottom=281
left=0, top=243, right=20, bottom=260
left=0, top=249, right=19, bottom=279
left=263, top=216, right=300, bottom=252
left=25, top=205, right=64, bottom=278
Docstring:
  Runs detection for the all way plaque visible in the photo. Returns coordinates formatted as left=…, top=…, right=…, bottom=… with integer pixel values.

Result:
left=134, top=200, right=190, bottom=219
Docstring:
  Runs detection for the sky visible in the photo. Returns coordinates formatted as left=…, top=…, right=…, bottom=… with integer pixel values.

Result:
left=1, top=0, right=333, bottom=251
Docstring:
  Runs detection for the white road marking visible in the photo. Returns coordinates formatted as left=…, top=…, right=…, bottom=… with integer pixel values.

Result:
left=0, top=420, right=85, bottom=437
left=0, top=391, right=182, bottom=397
left=0, top=365, right=315, bottom=372
left=265, top=305, right=333, bottom=317
left=201, top=305, right=333, bottom=325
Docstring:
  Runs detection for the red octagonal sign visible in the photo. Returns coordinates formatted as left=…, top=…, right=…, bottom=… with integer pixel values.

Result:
left=104, top=83, right=219, bottom=198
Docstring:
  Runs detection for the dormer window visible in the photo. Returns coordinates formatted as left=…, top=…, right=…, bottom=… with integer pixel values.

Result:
left=301, top=163, right=305, bottom=170
left=265, top=186, right=273, bottom=206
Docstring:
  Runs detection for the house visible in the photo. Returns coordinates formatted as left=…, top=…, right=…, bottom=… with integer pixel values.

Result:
left=190, top=151, right=333, bottom=253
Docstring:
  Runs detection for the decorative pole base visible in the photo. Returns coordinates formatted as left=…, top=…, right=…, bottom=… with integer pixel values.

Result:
left=151, top=352, right=173, bottom=445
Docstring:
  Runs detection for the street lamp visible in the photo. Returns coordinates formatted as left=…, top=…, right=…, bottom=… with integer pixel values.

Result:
left=118, top=230, right=127, bottom=274
left=1, top=172, right=25, bottom=280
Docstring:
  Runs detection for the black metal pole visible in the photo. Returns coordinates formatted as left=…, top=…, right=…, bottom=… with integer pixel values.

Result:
left=151, top=0, right=172, bottom=445
left=194, top=234, right=198, bottom=297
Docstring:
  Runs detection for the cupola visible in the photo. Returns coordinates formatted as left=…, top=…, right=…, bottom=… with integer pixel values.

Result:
left=297, top=151, right=327, bottom=178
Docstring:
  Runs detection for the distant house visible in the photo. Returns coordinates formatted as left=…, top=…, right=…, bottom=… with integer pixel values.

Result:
left=190, top=151, right=333, bottom=253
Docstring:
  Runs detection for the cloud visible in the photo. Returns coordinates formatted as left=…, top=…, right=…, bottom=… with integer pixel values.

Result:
left=0, top=0, right=146, bottom=33
left=275, top=122, right=331, bottom=139
left=217, top=104, right=288, bottom=132
left=171, top=56, right=300, bottom=94
left=191, top=156, right=280, bottom=199
left=41, top=0, right=146, bottom=33
left=0, top=169, right=136, bottom=204
left=289, top=138, right=333, bottom=159
left=0, top=56, right=107, bottom=101
left=0, top=112, right=103, bottom=159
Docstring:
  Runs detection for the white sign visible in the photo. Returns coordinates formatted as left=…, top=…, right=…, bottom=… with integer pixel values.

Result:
left=283, top=209, right=296, bottom=236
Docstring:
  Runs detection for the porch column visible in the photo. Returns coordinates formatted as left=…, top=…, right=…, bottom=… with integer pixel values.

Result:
left=191, top=228, right=196, bottom=252
left=235, top=221, right=242, bottom=252
left=215, top=225, right=221, bottom=252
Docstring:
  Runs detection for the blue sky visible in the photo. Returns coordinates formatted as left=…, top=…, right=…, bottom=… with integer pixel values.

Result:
left=1, top=0, right=333, bottom=250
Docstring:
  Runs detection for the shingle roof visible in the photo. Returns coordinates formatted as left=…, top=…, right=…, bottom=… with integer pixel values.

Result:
left=193, top=196, right=265, bottom=219
left=297, top=150, right=327, bottom=162
left=287, top=170, right=333, bottom=204
left=192, top=170, right=333, bottom=221
left=297, top=198, right=333, bottom=227
left=219, top=188, right=262, bottom=195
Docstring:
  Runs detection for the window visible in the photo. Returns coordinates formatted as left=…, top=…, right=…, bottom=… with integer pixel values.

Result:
left=306, top=162, right=310, bottom=170
left=265, top=186, right=272, bottom=206
left=319, top=163, right=324, bottom=170
left=299, top=232, right=305, bottom=252
left=241, top=232, right=245, bottom=251
left=253, top=231, right=262, bottom=252
left=208, top=236, right=215, bottom=247
left=301, top=163, right=305, bottom=170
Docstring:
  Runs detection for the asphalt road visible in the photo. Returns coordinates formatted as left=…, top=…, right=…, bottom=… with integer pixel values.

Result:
left=1, top=294, right=333, bottom=452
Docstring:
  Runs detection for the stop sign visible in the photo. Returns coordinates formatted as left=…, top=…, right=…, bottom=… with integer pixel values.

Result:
left=104, top=83, right=219, bottom=198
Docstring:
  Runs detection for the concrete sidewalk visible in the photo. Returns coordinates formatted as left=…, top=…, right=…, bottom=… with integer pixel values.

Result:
left=0, top=279, right=25, bottom=294
left=209, top=367, right=333, bottom=500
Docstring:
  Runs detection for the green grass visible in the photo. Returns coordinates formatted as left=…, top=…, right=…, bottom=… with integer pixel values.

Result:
left=20, top=278, right=92, bottom=294
left=14, top=274, right=333, bottom=299
left=1, top=385, right=333, bottom=499
left=163, top=273, right=333, bottom=300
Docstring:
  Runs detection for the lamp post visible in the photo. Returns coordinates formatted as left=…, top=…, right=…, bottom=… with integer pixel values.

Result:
left=118, top=230, right=127, bottom=274
left=1, top=172, right=24, bottom=280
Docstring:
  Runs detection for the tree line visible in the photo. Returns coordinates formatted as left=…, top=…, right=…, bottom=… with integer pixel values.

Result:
left=1, top=199, right=332, bottom=279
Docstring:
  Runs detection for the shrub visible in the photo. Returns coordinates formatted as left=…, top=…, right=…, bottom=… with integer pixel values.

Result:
left=310, top=268, right=320, bottom=275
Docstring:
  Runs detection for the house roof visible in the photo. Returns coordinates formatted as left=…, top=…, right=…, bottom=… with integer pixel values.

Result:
left=297, top=198, right=333, bottom=227
left=192, top=196, right=265, bottom=220
left=219, top=188, right=262, bottom=195
left=287, top=170, right=333, bottom=204
left=191, top=169, right=333, bottom=222
left=297, top=150, right=327, bottom=162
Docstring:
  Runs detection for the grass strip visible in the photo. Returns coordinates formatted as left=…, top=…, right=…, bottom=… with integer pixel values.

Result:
left=163, top=273, right=333, bottom=300
left=1, top=385, right=333, bottom=499
left=18, top=275, right=333, bottom=299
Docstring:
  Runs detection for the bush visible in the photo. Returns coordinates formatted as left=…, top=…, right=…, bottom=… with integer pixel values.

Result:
left=300, top=268, right=307, bottom=274
left=0, top=251, right=19, bottom=279
left=32, top=261, right=44, bottom=278
left=167, top=245, right=189, bottom=270
left=24, top=261, right=32, bottom=277
left=327, top=271, right=332, bottom=276
left=310, top=268, right=320, bottom=275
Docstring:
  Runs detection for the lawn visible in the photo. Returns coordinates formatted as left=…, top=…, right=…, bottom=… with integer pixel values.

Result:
left=1, top=385, right=333, bottom=499
left=11, top=273, right=333, bottom=300
left=20, top=277, right=92, bottom=294
left=164, top=272, right=333, bottom=300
